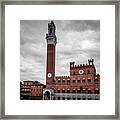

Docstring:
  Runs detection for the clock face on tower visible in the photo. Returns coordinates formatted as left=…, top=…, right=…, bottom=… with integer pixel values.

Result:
left=79, top=69, right=84, bottom=75
left=47, top=73, right=52, bottom=78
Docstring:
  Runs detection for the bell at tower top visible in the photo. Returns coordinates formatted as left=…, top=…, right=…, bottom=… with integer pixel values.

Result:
left=46, top=21, right=57, bottom=45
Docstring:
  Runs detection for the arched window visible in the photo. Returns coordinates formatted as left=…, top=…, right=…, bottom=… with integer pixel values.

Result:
left=62, top=89, right=65, bottom=93
left=58, top=97, right=60, bottom=100
left=67, top=80, right=70, bottom=84
left=82, top=96, right=86, bottom=100
left=57, top=89, right=60, bottom=93
left=73, top=80, right=76, bottom=83
left=94, top=79, right=99, bottom=84
left=88, top=70, right=90, bottom=74
left=77, top=89, right=80, bottom=93
left=95, top=96, right=99, bottom=100
left=94, top=88, right=99, bottom=94
left=58, top=79, right=61, bottom=83
left=88, top=89, right=91, bottom=94
left=88, top=96, right=92, bottom=100
left=77, top=97, right=81, bottom=100
left=72, top=89, right=76, bottom=93
left=62, top=97, right=65, bottom=100
left=77, top=80, right=80, bottom=83
left=88, top=78, right=91, bottom=83
left=82, top=79, right=86, bottom=83
left=67, top=89, right=70, bottom=93
left=82, top=88, right=86, bottom=93
left=62, top=79, right=65, bottom=83
left=73, top=96, right=76, bottom=100
left=95, top=90, right=99, bottom=94
left=67, top=97, right=70, bottom=100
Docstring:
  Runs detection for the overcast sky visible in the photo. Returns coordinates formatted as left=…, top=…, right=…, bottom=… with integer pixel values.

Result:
left=20, top=20, right=100, bottom=84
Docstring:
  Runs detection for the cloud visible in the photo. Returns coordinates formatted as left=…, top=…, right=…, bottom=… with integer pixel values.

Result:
left=20, top=20, right=100, bottom=84
left=61, top=20, right=100, bottom=32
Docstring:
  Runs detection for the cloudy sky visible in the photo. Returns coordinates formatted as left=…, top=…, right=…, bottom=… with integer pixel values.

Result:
left=20, top=20, right=100, bottom=84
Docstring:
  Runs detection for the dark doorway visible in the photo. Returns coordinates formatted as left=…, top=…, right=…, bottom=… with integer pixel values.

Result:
left=44, top=91, right=50, bottom=100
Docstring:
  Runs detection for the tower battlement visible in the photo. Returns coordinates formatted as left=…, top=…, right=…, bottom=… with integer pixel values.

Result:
left=70, top=59, right=95, bottom=68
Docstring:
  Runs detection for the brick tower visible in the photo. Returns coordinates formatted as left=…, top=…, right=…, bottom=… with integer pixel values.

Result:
left=46, top=21, right=57, bottom=86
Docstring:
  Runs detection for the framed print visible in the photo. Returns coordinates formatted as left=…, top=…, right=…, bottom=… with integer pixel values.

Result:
left=0, top=0, right=119, bottom=119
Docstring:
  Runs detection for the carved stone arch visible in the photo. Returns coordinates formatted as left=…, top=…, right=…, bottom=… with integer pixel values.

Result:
left=43, top=89, right=54, bottom=100
left=77, top=95, right=81, bottom=100
left=88, top=95, right=92, bottom=100
left=43, top=89, right=51, bottom=100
